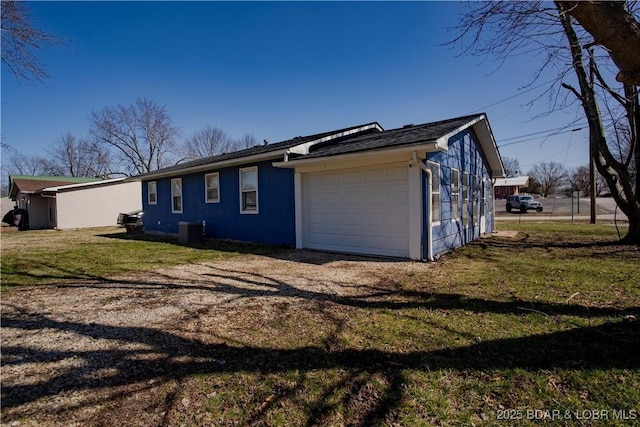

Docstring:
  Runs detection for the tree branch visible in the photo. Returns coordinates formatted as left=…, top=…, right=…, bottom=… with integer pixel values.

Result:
left=557, top=1, right=640, bottom=85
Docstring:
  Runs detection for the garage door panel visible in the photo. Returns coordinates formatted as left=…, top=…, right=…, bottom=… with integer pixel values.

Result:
left=386, top=167, right=408, bottom=181
left=364, top=191, right=386, bottom=205
left=386, top=190, right=408, bottom=205
left=363, top=168, right=384, bottom=183
left=343, top=171, right=363, bottom=184
left=303, top=163, right=410, bottom=258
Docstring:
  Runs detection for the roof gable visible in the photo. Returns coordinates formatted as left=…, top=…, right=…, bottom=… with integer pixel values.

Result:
left=276, top=114, right=505, bottom=178
left=299, top=115, right=483, bottom=160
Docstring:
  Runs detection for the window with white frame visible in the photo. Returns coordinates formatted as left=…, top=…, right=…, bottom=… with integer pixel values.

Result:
left=481, top=179, right=486, bottom=217
left=462, top=172, right=469, bottom=227
left=471, top=175, right=480, bottom=225
left=451, top=169, right=459, bottom=220
left=240, top=167, right=258, bottom=213
left=148, top=181, right=157, bottom=205
left=428, top=162, right=441, bottom=223
left=171, top=178, right=182, bottom=213
left=205, top=173, right=220, bottom=203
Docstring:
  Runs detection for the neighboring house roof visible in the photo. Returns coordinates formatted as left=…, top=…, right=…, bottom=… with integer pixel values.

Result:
left=130, top=122, right=383, bottom=181
left=8, top=175, right=103, bottom=200
left=494, top=176, right=530, bottom=187
left=38, top=177, right=128, bottom=194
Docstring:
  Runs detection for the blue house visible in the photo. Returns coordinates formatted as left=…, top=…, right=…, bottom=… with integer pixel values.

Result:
left=131, top=114, right=504, bottom=260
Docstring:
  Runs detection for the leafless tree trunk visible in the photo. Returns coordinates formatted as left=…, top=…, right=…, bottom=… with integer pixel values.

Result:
left=1, top=0, right=61, bottom=82
left=89, top=98, right=180, bottom=175
left=556, top=2, right=640, bottom=243
left=557, top=1, right=640, bottom=86
left=452, top=0, right=640, bottom=243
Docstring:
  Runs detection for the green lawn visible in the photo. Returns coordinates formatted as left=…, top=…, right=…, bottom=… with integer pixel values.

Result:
left=0, top=226, right=276, bottom=289
left=1, top=224, right=639, bottom=426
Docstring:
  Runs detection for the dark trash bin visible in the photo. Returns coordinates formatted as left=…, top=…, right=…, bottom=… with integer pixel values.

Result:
left=2, top=208, right=29, bottom=230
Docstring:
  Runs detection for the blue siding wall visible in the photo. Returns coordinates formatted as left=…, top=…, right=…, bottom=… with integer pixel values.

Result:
left=142, top=159, right=295, bottom=245
left=424, top=128, right=495, bottom=258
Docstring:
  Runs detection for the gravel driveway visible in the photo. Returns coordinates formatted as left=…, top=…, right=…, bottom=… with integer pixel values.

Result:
left=1, top=250, right=431, bottom=426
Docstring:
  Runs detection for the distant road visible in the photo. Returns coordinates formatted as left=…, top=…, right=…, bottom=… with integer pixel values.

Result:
left=495, top=197, right=628, bottom=222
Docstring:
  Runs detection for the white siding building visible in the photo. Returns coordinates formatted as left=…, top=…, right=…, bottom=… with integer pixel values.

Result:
left=8, top=175, right=141, bottom=230
left=43, top=179, right=141, bottom=229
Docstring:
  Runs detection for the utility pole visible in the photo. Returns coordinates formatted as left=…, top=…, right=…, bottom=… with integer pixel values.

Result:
left=589, top=155, right=596, bottom=223
left=589, top=49, right=597, bottom=224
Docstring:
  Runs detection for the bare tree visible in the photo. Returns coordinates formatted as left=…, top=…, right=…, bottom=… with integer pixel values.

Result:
left=5, top=152, right=54, bottom=176
left=47, top=133, right=112, bottom=177
left=89, top=98, right=180, bottom=175
left=557, top=1, right=640, bottom=86
left=1, top=0, right=60, bottom=82
left=569, top=165, right=607, bottom=197
left=501, top=157, right=521, bottom=177
left=181, top=126, right=233, bottom=161
left=528, top=161, right=567, bottom=198
left=235, top=133, right=259, bottom=150
left=452, top=1, right=640, bottom=243
left=556, top=2, right=640, bottom=241
left=522, top=177, right=542, bottom=196
left=2, top=150, right=44, bottom=194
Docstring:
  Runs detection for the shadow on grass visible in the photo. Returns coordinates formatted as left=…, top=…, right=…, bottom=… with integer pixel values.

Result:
left=477, top=232, right=638, bottom=250
left=96, top=231, right=407, bottom=265
left=2, top=231, right=639, bottom=424
left=6, top=260, right=640, bottom=319
left=2, top=306, right=638, bottom=422
left=2, top=260, right=640, bottom=424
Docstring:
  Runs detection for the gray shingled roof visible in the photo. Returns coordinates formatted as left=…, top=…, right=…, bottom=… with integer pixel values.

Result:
left=299, top=114, right=483, bottom=160
left=134, top=123, right=380, bottom=180
left=132, top=114, right=495, bottom=181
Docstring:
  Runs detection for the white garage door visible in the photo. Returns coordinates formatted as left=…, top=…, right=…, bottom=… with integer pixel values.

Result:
left=303, top=163, right=410, bottom=258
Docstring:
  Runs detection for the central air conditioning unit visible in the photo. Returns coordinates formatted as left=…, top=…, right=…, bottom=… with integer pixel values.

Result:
left=178, top=221, right=203, bottom=244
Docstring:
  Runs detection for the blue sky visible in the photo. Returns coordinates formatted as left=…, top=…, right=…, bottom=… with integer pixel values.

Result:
left=1, top=1, right=590, bottom=174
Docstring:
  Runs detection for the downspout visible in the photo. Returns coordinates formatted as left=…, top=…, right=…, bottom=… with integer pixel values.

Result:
left=491, top=178, right=497, bottom=232
left=411, top=152, right=434, bottom=261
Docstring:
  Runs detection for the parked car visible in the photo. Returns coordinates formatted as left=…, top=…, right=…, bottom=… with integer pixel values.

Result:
left=506, top=195, right=543, bottom=213
left=117, top=210, right=143, bottom=233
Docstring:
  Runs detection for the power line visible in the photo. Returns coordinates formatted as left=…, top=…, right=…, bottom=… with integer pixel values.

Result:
left=497, top=127, right=584, bottom=148
left=469, top=78, right=560, bottom=114
left=499, top=123, right=586, bottom=142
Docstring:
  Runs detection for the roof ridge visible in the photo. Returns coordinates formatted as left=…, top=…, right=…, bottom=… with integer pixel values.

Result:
left=133, top=122, right=382, bottom=180
left=9, top=175, right=103, bottom=182
left=386, top=113, right=485, bottom=133
left=295, top=114, right=488, bottom=160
